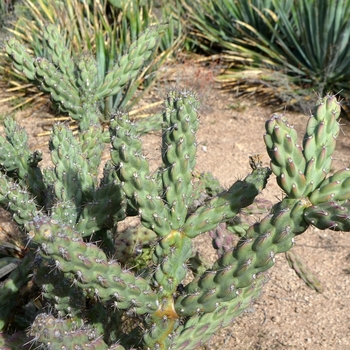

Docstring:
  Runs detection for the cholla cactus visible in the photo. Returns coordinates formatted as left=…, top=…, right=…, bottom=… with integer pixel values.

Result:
left=4, top=23, right=166, bottom=130
left=1, top=24, right=350, bottom=350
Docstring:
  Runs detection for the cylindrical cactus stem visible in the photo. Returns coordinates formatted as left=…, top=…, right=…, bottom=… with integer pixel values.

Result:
left=309, top=167, right=350, bottom=205
left=78, top=124, right=105, bottom=180
left=229, top=197, right=274, bottom=236
left=29, top=313, right=109, bottom=349
left=34, top=57, right=83, bottom=118
left=5, top=37, right=36, bottom=81
left=302, top=94, right=341, bottom=189
left=172, top=272, right=268, bottom=350
left=49, top=124, right=84, bottom=223
left=285, top=250, right=323, bottom=293
left=175, top=198, right=310, bottom=317
left=76, top=162, right=126, bottom=237
left=0, top=117, right=45, bottom=204
left=161, top=90, right=199, bottom=228
left=183, top=166, right=271, bottom=238
left=133, top=113, right=163, bottom=135
left=94, top=24, right=168, bottom=100
left=42, top=24, right=76, bottom=85
left=0, top=174, right=38, bottom=226
left=34, top=262, right=86, bottom=318
left=76, top=54, right=101, bottom=102
left=50, top=123, right=98, bottom=211
left=27, top=216, right=159, bottom=315
left=110, top=112, right=171, bottom=236
left=143, top=312, right=180, bottom=350
left=264, top=113, right=307, bottom=198
left=153, top=231, right=193, bottom=295
left=304, top=199, right=350, bottom=231
left=143, top=230, right=193, bottom=349
left=75, top=104, right=103, bottom=132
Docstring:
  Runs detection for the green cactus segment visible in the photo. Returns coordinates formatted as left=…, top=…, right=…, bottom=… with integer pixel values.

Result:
left=50, top=123, right=96, bottom=205
left=172, top=272, right=267, bottom=350
left=5, top=27, right=83, bottom=120
left=0, top=118, right=45, bottom=203
left=95, top=25, right=167, bottom=100
left=153, top=230, right=193, bottom=294
left=183, top=167, right=271, bottom=238
left=230, top=198, right=273, bottom=237
left=5, top=37, right=36, bottom=81
left=42, top=24, right=76, bottom=85
left=35, top=262, right=86, bottom=318
left=34, top=57, right=83, bottom=118
left=303, top=95, right=341, bottom=188
left=0, top=254, right=32, bottom=331
left=143, top=313, right=179, bottom=350
left=134, top=113, right=163, bottom=135
left=76, top=162, right=126, bottom=237
left=29, top=313, right=109, bottom=349
left=143, top=230, right=193, bottom=349
left=110, top=113, right=171, bottom=236
left=79, top=106, right=103, bottom=132
left=264, top=114, right=306, bottom=198
left=176, top=198, right=309, bottom=317
left=27, top=216, right=159, bottom=314
left=285, top=250, right=323, bottom=293
left=78, top=125, right=105, bottom=180
left=76, top=54, right=101, bottom=103
left=309, top=168, right=350, bottom=205
left=50, top=200, right=79, bottom=227
left=0, top=175, right=38, bottom=225
left=49, top=124, right=83, bottom=221
left=304, top=200, right=350, bottom=231
left=0, top=117, right=30, bottom=173
left=162, top=90, right=199, bottom=227
left=196, top=171, right=223, bottom=197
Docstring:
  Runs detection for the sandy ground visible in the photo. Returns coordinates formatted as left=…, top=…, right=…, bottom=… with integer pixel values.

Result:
left=1, top=60, right=350, bottom=349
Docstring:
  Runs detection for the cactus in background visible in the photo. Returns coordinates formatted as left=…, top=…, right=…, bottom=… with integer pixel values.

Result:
left=4, top=23, right=166, bottom=130
left=1, top=24, right=350, bottom=349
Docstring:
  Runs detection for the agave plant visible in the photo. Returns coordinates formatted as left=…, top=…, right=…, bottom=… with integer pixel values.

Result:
left=180, top=0, right=293, bottom=53
left=182, top=0, right=350, bottom=113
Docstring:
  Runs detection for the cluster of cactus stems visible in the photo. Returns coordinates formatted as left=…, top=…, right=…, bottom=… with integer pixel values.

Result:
left=0, top=24, right=350, bottom=350
left=4, top=23, right=165, bottom=130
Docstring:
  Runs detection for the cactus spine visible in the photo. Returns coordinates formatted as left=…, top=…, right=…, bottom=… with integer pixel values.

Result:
left=1, top=24, right=350, bottom=350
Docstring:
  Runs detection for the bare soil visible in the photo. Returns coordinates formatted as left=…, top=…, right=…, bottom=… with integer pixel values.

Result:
left=1, top=60, right=350, bottom=349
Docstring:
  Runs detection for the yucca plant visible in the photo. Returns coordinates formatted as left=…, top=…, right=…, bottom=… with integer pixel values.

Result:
left=180, top=0, right=293, bottom=53
left=182, top=0, right=350, bottom=113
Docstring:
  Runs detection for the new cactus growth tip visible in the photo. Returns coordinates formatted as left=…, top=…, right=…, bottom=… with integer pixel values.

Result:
left=1, top=24, right=350, bottom=350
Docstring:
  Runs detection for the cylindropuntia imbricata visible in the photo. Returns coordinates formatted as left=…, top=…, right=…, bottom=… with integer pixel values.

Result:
left=1, top=24, right=350, bottom=350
